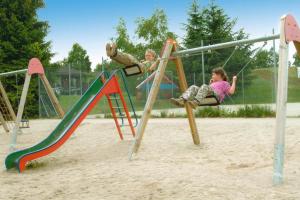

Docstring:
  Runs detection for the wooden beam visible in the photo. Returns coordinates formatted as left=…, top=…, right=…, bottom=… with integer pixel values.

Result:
left=273, top=15, right=289, bottom=185
left=172, top=41, right=200, bottom=145
left=0, top=111, right=9, bottom=132
left=129, top=40, right=174, bottom=158
left=10, top=73, right=31, bottom=151
left=0, top=81, right=16, bottom=120
left=39, top=74, right=65, bottom=118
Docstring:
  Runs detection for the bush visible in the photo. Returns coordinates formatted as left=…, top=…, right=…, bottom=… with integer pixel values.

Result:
left=195, top=105, right=275, bottom=118
left=236, top=105, right=275, bottom=118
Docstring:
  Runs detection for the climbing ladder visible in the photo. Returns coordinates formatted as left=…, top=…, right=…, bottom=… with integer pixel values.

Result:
left=0, top=81, right=16, bottom=133
left=103, top=70, right=138, bottom=139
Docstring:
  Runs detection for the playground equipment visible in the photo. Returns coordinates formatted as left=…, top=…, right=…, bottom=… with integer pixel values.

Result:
left=0, top=81, right=16, bottom=132
left=4, top=58, right=65, bottom=151
left=5, top=70, right=136, bottom=172
left=109, top=71, right=139, bottom=128
left=128, top=14, right=300, bottom=185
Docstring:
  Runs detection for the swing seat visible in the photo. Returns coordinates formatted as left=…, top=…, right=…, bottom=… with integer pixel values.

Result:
left=199, top=95, right=220, bottom=106
left=20, top=119, right=30, bottom=128
left=122, top=64, right=142, bottom=77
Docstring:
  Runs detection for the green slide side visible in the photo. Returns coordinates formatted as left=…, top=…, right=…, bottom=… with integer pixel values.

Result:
left=5, top=72, right=107, bottom=171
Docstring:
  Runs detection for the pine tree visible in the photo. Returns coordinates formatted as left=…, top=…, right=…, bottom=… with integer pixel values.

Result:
left=183, top=0, right=253, bottom=90
left=0, top=0, right=53, bottom=117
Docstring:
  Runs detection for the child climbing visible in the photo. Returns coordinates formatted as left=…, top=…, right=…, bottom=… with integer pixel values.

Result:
left=170, top=67, right=237, bottom=109
left=106, top=43, right=159, bottom=74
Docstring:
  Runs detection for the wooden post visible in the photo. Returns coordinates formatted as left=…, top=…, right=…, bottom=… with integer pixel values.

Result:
left=10, top=73, right=31, bottom=151
left=0, top=111, right=9, bottom=132
left=172, top=42, right=200, bottom=145
left=39, top=74, right=65, bottom=118
left=0, top=81, right=16, bottom=120
left=273, top=15, right=289, bottom=185
left=129, top=40, right=174, bottom=158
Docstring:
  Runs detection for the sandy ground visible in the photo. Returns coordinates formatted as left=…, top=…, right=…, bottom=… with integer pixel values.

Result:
left=0, top=118, right=299, bottom=200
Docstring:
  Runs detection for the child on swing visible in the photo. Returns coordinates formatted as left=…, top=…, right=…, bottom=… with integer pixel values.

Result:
left=141, top=49, right=159, bottom=73
left=106, top=42, right=158, bottom=74
left=170, top=67, right=237, bottom=108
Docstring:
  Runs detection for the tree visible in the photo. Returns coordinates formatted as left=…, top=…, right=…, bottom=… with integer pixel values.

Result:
left=109, top=9, right=177, bottom=93
left=0, top=0, right=53, bottom=117
left=64, top=43, right=92, bottom=72
left=252, top=47, right=278, bottom=69
left=135, top=9, right=177, bottom=57
left=183, top=0, right=252, bottom=90
left=293, top=53, right=300, bottom=67
left=113, top=18, right=135, bottom=55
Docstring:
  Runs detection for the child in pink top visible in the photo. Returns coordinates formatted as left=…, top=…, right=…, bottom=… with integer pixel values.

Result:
left=170, top=67, right=237, bottom=108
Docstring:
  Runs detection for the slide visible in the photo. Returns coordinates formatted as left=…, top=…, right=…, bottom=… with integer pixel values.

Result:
left=5, top=71, right=120, bottom=172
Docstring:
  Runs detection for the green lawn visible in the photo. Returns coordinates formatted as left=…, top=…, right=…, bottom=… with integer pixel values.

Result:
left=223, top=67, right=300, bottom=104
left=59, top=94, right=177, bottom=114
left=58, top=67, right=300, bottom=114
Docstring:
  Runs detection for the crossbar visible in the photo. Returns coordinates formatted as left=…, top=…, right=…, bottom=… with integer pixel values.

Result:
left=173, top=34, right=280, bottom=57
left=0, top=69, right=28, bottom=77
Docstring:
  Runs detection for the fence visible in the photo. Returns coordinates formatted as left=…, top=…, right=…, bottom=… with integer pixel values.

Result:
left=38, top=55, right=300, bottom=118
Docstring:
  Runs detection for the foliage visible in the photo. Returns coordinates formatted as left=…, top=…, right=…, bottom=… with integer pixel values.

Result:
left=252, top=47, right=278, bottom=69
left=194, top=105, right=275, bottom=118
left=293, top=52, right=300, bottom=67
left=182, top=0, right=253, bottom=88
left=0, top=0, right=52, bottom=117
left=64, top=43, right=92, bottom=72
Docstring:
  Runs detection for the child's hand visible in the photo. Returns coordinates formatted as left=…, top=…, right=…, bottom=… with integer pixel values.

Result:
left=232, top=76, right=237, bottom=82
left=209, top=79, right=214, bottom=84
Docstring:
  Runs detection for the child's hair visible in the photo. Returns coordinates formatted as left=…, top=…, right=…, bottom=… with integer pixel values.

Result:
left=145, top=49, right=156, bottom=58
left=212, top=67, right=228, bottom=81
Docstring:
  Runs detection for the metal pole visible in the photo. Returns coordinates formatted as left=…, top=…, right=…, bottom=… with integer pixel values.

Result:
left=242, top=70, right=245, bottom=104
left=193, top=72, right=196, bottom=85
left=201, top=40, right=205, bottom=84
left=173, top=34, right=280, bottom=57
left=68, top=63, right=71, bottom=96
left=170, top=71, right=174, bottom=97
left=102, top=57, right=104, bottom=72
left=272, top=29, right=277, bottom=103
left=80, top=61, right=82, bottom=96
left=38, top=76, right=41, bottom=118
left=0, top=69, right=27, bottom=77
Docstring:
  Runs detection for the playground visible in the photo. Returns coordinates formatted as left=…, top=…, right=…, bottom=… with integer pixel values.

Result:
left=1, top=0, right=300, bottom=199
left=0, top=118, right=300, bottom=199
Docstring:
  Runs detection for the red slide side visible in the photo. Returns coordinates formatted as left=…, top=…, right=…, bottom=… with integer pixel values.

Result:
left=18, top=76, right=120, bottom=172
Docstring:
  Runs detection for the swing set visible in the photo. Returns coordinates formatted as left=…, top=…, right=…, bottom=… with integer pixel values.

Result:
left=121, top=14, right=300, bottom=185
left=0, top=58, right=65, bottom=151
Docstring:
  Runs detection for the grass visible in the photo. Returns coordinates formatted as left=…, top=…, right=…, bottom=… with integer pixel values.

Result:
left=224, top=67, right=300, bottom=104
left=56, top=67, right=300, bottom=116
left=195, top=105, right=275, bottom=118
left=59, top=94, right=177, bottom=114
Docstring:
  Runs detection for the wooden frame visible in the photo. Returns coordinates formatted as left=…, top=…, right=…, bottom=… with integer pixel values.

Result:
left=129, top=39, right=200, bottom=159
left=9, top=58, right=65, bottom=151
left=126, top=15, right=300, bottom=185
left=273, top=14, right=300, bottom=185
left=0, top=81, right=16, bottom=133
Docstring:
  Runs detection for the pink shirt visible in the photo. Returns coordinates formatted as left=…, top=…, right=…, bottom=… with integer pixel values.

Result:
left=210, top=81, right=231, bottom=102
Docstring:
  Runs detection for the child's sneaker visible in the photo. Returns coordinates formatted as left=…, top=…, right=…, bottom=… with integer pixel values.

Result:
left=170, top=98, right=185, bottom=107
left=188, top=100, right=199, bottom=109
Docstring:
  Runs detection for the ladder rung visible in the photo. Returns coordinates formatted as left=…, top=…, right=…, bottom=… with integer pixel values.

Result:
left=112, top=107, right=124, bottom=109
left=109, top=97, right=120, bottom=100
left=116, top=116, right=125, bottom=118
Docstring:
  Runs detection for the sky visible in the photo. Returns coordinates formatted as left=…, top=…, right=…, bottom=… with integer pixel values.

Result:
left=38, top=0, right=300, bottom=68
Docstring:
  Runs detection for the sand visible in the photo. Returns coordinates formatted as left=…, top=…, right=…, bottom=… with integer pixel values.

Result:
left=0, top=118, right=299, bottom=200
